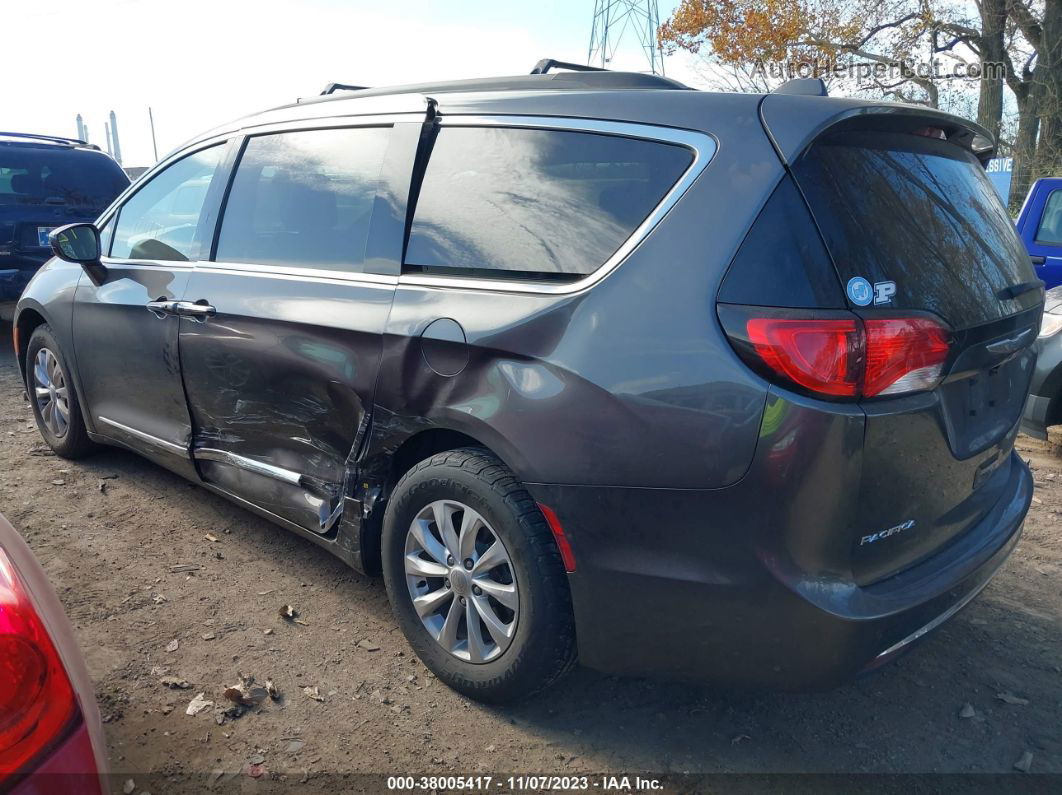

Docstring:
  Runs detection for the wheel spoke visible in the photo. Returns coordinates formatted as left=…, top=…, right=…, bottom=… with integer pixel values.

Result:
left=433, top=501, right=460, bottom=559
left=472, top=594, right=514, bottom=647
left=472, top=541, right=508, bottom=575
left=472, top=577, right=518, bottom=609
left=412, top=585, right=453, bottom=618
left=53, top=405, right=68, bottom=433
left=34, top=387, right=50, bottom=400
left=410, top=519, right=448, bottom=566
left=465, top=599, right=488, bottom=663
left=404, top=552, right=449, bottom=579
left=437, top=595, right=463, bottom=651
left=458, top=509, right=483, bottom=563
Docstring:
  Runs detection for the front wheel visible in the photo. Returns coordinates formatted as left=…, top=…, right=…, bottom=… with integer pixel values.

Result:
left=25, top=324, right=95, bottom=459
left=382, top=448, right=576, bottom=703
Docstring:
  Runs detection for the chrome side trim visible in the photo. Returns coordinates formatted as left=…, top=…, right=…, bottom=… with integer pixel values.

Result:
left=195, top=261, right=399, bottom=287
left=874, top=577, right=993, bottom=660
left=397, top=114, right=718, bottom=296
left=96, top=416, right=188, bottom=455
left=194, top=448, right=304, bottom=487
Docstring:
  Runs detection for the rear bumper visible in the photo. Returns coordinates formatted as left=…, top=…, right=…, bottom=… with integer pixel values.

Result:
left=528, top=451, right=1030, bottom=689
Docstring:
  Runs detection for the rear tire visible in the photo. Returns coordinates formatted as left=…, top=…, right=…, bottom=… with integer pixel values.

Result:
left=382, top=447, right=576, bottom=703
left=25, top=325, right=95, bottom=459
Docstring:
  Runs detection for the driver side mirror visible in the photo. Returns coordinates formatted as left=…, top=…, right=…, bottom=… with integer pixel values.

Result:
left=49, top=223, right=101, bottom=266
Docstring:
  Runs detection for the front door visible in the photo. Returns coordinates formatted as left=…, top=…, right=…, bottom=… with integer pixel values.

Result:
left=1025, top=188, right=1062, bottom=288
left=177, top=122, right=417, bottom=532
left=72, top=142, right=231, bottom=477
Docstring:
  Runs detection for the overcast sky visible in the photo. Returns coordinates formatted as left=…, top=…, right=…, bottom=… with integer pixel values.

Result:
left=9, top=0, right=705, bottom=168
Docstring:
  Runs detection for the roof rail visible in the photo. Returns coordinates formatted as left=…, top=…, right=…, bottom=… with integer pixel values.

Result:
left=0, top=131, right=91, bottom=147
left=530, top=59, right=609, bottom=75
left=320, top=82, right=371, bottom=95
left=772, top=78, right=828, bottom=97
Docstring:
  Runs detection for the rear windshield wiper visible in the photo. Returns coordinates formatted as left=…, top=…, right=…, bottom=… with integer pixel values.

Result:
left=998, top=280, right=1044, bottom=300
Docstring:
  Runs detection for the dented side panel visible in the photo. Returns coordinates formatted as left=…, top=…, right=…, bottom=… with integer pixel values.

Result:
left=177, top=270, right=395, bottom=530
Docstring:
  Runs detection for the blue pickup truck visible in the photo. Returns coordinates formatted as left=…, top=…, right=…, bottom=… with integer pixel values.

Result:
left=1017, top=177, right=1062, bottom=288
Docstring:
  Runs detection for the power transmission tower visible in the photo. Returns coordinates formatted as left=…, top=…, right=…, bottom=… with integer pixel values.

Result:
left=588, top=0, right=665, bottom=75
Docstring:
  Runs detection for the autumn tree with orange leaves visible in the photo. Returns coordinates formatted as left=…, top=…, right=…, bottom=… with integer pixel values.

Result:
left=660, top=0, right=1062, bottom=209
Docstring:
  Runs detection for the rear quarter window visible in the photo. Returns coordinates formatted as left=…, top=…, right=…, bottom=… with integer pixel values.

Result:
left=405, top=126, right=693, bottom=282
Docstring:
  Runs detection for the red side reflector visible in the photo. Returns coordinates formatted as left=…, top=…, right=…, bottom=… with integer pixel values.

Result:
left=0, top=548, right=80, bottom=782
left=746, top=317, right=862, bottom=397
left=537, top=503, right=576, bottom=573
left=11, top=325, right=19, bottom=359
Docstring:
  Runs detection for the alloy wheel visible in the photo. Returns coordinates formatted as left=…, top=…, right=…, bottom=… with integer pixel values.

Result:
left=32, top=348, right=70, bottom=439
left=404, top=500, right=519, bottom=663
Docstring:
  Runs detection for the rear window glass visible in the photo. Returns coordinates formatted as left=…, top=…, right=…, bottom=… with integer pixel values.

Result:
left=794, top=132, right=1037, bottom=327
left=406, top=127, right=693, bottom=281
left=1036, top=190, right=1062, bottom=245
left=0, top=146, right=128, bottom=209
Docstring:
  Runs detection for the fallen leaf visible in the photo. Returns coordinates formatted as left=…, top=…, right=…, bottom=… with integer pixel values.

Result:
left=263, top=628, right=274, bottom=636
left=186, top=693, right=213, bottom=716
left=279, top=604, right=298, bottom=621
left=303, top=686, right=324, bottom=702
left=205, top=533, right=219, bottom=542
left=247, top=763, right=268, bottom=779
left=224, top=673, right=269, bottom=707
left=996, top=691, right=1030, bottom=706
left=958, top=703, right=976, bottom=719
left=165, top=639, right=179, bottom=652
left=357, top=639, right=381, bottom=652
left=1014, top=750, right=1034, bottom=772
left=51, top=479, right=66, bottom=486
left=265, top=679, right=280, bottom=701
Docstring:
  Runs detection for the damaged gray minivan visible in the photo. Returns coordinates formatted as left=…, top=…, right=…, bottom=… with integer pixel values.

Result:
left=15, top=62, right=1041, bottom=701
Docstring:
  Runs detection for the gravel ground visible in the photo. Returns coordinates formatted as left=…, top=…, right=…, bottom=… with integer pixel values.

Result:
left=0, top=323, right=1060, bottom=792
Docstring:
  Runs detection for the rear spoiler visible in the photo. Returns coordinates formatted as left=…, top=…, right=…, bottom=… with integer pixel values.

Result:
left=759, top=95, right=996, bottom=165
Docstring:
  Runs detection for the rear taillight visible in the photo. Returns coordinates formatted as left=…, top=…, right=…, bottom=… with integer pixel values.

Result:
left=862, top=317, right=950, bottom=396
left=720, top=306, right=951, bottom=400
left=0, top=548, right=80, bottom=783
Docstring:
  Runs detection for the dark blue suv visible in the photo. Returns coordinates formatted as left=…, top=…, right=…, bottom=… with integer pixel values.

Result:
left=0, top=133, right=128, bottom=316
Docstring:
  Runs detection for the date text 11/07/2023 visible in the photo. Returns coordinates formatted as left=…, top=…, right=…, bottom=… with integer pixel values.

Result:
left=386, top=775, right=665, bottom=791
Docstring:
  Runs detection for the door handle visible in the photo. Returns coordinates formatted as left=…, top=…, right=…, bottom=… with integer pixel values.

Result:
left=146, top=299, right=179, bottom=319
left=1031, top=255, right=1046, bottom=265
left=172, top=300, right=216, bottom=321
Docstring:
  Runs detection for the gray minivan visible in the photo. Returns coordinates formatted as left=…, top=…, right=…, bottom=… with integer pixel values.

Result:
left=15, top=64, right=1041, bottom=702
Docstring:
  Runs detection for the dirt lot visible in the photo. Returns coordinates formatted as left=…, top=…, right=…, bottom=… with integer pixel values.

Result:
left=0, top=323, right=1060, bottom=792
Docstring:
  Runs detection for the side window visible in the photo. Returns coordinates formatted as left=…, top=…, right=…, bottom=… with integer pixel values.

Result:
left=405, top=127, right=693, bottom=281
left=110, top=145, right=225, bottom=262
left=1036, top=190, right=1062, bottom=246
left=215, top=127, right=390, bottom=273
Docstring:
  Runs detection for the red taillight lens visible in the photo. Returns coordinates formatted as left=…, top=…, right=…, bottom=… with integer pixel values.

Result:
left=721, top=306, right=951, bottom=400
left=0, top=549, right=79, bottom=782
left=863, top=317, right=951, bottom=397
left=746, top=317, right=862, bottom=397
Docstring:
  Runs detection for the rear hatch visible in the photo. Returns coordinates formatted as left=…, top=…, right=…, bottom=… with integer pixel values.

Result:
left=733, top=105, right=1042, bottom=585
